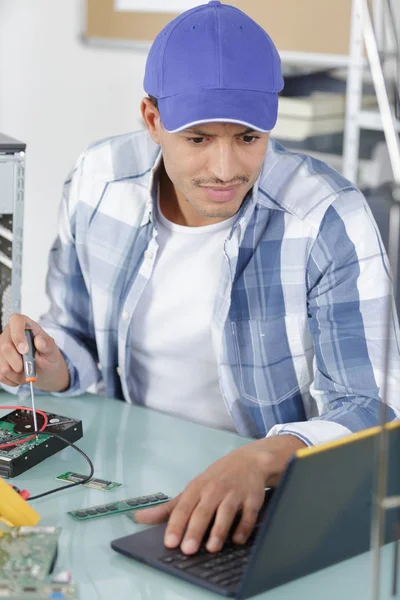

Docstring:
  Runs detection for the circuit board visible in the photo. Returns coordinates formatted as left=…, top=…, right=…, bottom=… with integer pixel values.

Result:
left=0, top=409, right=83, bottom=477
left=0, top=527, right=78, bottom=599
left=56, top=471, right=121, bottom=491
left=0, top=420, right=51, bottom=460
left=0, top=526, right=60, bottom=583
left=0, top=582, right=78, bottom=599
left=68, top=492, right=170, bottom=521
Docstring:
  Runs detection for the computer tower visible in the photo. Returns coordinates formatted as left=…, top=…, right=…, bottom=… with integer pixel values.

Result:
left=0, top=134, right=25, bottom=330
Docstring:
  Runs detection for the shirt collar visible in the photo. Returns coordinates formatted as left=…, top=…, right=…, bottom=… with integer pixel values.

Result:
left=140, top=148, right=163, bottom=227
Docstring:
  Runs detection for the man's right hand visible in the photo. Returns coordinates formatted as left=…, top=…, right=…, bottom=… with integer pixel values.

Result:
left=0, top=314, right=70, bottom=393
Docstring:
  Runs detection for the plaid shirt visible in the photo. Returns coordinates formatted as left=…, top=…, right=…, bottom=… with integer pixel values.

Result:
left=26, top=130, right=400, bottom=445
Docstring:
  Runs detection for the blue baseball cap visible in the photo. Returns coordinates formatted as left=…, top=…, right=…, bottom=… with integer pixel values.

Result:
left=144, top=1, right=284, bottom=133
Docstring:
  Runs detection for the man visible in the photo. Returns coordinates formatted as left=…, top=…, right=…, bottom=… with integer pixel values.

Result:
left=0, top=1, right=399, bottom=556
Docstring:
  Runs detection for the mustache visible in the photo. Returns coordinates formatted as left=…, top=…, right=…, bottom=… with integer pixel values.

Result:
left=192, top=176, right=249, bottom=187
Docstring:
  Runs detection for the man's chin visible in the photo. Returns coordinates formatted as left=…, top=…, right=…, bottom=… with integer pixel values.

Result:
left=195, top=205, right=240, bottom=220
left=193, top=195, right=245, bottom=219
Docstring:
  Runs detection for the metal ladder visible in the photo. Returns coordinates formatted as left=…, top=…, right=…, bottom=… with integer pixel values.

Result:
left=343, top=2, right=400, bottom=599
left=343, top=0, right=400, bottom=185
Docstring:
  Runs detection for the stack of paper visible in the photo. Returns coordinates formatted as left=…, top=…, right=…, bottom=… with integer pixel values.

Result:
left=274, top=92, right=377, bottom=141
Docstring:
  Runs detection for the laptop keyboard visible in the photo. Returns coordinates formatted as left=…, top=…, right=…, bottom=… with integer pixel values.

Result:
left=160, top=533, right=256, bottom=589
left=158, top=492, right=273, bottom=591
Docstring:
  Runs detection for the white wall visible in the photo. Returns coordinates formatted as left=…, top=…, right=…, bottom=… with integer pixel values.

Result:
left=0, top=0, right=399, bottom=322
left=0, top=0, right=147, bottom=320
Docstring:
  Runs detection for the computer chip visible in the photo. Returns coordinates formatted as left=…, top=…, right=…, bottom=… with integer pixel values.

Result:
left=0, top=527, right=78, bottom=598
left=56, top=471, right=121, bottom=491
left=67, top=492, right=170, bottom=521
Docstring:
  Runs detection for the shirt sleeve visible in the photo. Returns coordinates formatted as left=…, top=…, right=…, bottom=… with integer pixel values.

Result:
left=0, top=349, right=80, bottom=398
left=38, top=154, right=101, bottom=395
left=2, top=155, right=101, bottom=398
left=266, top=421, right=351, bottom=446
left=268, top=188, right=400, bottom=446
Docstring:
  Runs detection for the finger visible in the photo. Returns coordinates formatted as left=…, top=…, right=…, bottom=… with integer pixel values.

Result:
left=0, top=373, right=22, bottom=387
left=232, top=499, right=262, bottom=545
left=205, top=494, right=241, bottom=553
left=180, top=498, right=221, bottom=554
left=1, top=337, right=24, bottom=374
left=164, top=493, right=201, bottom=551
left=8, top=314, right=57, bottom=360
left=0, top=359, right=24, bottom=386
left=133, top=496, right=179, bottom=525
left=33, top=333, right=58, bottom=359
left=8, top=314, right=41, bottom=354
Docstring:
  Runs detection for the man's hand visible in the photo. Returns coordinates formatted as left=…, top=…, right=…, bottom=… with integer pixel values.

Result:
left=134, top=434, right=305, bottom=554
left=0, top=314, right=70, bottom=392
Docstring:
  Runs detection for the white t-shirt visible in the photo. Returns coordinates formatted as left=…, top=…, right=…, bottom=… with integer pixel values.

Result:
left=130, top=200, right=237, bottom=431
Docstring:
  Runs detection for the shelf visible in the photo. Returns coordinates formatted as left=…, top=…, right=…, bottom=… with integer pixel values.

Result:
left=279, top=51, right=354, bottom=68
left=358, top=109, right=400, bottom=132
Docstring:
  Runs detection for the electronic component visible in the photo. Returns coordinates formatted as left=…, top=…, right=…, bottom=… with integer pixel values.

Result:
left=68, top=492, right=170, bottom=521
left=0, top=583, right=78, bottom=599
left=0, top=134, right=25, bottom=332
left=0, top=527, right=78, bottom=598
left=0, top=261, right=12, bottom=332
left=56, top=471, right=121, bottom=491
left=51, top=570, right=72, bottom=584
left=0, top=408, right=83, bottom=478
left=0, top=526, right=60, bottom=583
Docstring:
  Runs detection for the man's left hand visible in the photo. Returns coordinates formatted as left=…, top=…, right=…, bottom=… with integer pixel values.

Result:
left=134, top=434, right=306, bottom=554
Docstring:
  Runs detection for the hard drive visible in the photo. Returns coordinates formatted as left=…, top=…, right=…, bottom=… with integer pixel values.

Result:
left=0, top=408, right=83, bottom=478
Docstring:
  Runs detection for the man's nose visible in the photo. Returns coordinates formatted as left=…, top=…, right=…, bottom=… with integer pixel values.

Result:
left=209, top=141, right=239, bottom=184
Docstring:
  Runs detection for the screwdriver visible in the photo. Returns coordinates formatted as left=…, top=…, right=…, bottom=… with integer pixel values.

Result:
left=23, top=326, right=38, bottom=437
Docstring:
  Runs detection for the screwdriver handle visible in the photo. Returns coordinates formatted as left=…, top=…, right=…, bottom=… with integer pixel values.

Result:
left=23, top=327, right=37, bottom=383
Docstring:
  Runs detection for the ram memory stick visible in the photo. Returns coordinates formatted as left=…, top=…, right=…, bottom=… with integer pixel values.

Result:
left=56, top=471, right=121, bottom=491
left=67, top=492, right=171, bottom=521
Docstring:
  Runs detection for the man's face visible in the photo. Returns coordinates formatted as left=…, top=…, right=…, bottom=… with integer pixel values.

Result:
left=142, top=98, right=270, bottom=225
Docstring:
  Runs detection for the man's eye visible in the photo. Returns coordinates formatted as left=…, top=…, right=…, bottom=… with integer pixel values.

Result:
left=188, top=137, right=205, bottom=144
left=242, top=135, right=260, bottom=144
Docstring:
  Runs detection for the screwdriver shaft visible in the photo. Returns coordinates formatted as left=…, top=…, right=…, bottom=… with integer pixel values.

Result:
left=29, top=381, right=38, bottom=435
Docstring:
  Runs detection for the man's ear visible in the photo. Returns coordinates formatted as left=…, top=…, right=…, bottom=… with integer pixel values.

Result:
left=141, top=97, right=162, bottom=144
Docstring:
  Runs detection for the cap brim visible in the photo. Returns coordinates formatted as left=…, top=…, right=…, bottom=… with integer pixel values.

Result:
left=158, top=88, right=278, bottom=133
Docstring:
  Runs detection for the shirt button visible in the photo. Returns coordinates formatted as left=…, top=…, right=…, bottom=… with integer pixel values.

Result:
left=144, top=250, right=153, bottom=259
left=117, top=366, right=122, bottom=376
left=97, top=362, right=102, bottom=370
left=122, top=310, right=129, bottom=321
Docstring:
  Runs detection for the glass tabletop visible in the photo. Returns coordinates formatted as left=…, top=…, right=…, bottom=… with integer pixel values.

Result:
left=0, top=391, right=397, bottom=600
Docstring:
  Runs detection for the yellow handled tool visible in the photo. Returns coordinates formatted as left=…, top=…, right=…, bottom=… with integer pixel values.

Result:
left=0, top=478, right=39, bottom=528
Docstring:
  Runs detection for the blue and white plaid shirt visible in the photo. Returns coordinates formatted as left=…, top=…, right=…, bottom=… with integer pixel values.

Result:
left=29, top=130, right=400, bottom=445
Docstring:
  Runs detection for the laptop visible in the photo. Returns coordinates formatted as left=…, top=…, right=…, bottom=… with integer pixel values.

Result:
left=111, top=421, right=400, bottom=598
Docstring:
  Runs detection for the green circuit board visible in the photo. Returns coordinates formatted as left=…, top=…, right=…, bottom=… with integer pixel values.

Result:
left=0, top=420, right=50, bottom=460
left=0, top=421, right=50, bottom=458
left=0, top=527, right=78, bottom=598
left=0, top=526, right=60, bottom=582
left=68, top=492, right=170, bottom=521
left=0, top=582, right=78, bottom=599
